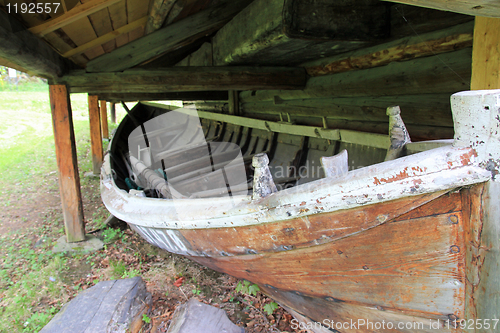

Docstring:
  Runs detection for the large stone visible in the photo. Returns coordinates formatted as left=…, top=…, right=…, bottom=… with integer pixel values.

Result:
left=167, top=298, right=244, bottom=333
left=52, top=235, right=104, bottom=253
left=40, top=277, right=152, bottom=333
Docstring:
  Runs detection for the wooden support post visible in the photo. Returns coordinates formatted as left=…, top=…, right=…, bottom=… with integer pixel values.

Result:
left=110, top=103, right=116, bottom=123
left=100, top=100, right=109, bottom=139
left=88, top=95, right=103, bottom=175
left=228, top=90, right=239, bottom=116
left=49, top=85, right=85, bottom=243
left=471, top=17, right=500, bottom=90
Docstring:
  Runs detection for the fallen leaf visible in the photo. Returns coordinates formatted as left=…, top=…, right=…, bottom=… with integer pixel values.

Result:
left=173, top=277, right=185, bottom=287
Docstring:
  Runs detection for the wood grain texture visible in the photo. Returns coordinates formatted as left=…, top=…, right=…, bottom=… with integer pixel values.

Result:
left=61, top=16, right=105, bottom=60
left=126, top=0, right=147, bottom=42
left=88, top=95, right=103, bottom=175
left=0, top=11, right=75, bottom=79
left=49, top=85, right=85, bottom=242
left=86, top=0, right=252, bottom=72
left=97, top=91, right=228, bottom=102
left=100, top=100, right=108, bottom=139
left=107, top=0, right=129, bottom=47
left=381, top=0, right=500, bottom=18
left=145, top=0, right=176, bottom=34
left=178, top=191, right=450, bottom=256
left=58, top=67, right=307, bottom=93
left=193, top=208, right=466, bottom=316
left=471, top=16, right=500, bottom=90
left=28, top=0, right=123, bottom=36
left=81, top=0, right=116, bottom=53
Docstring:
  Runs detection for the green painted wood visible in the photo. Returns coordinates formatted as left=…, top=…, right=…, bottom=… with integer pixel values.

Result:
left=85, top=0, right=253, bottom=72
left=0, top=10, right=76, bottom=79
left=57, top=67, right=307, bottom=93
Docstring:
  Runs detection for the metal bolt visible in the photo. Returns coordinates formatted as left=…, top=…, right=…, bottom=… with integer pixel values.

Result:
left=449, top=215, right=459, bottom=224
left=450, top=245, right=460, bottom=253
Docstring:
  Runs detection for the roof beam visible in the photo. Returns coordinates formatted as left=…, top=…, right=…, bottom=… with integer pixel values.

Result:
left=62, top=16, right=148, bottom=58
left=85, top=0, right=253, bottom=73
left=0, top=11, right=76, bottom=79
left=97, top=91, right=229, bottom=102
left=55, top=67, right=307, bottom=93
left=29, top=0, right=123, bottom=37
left=145, top=0, right=176, bottom=35
left=382, top=0, right=500, bottom=17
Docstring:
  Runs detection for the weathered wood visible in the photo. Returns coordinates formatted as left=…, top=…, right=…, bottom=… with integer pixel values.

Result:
left=0, top=11, right=76, bottom=79
left=126, top=0, right=148, bottom=42
left=212, top=0, right=373, bottom=66
left=228, top=90, right=239, bottom=116
left=108, top=0, right=130, bottom=48
left=88, top=95, right=103, bottom=175
left=58, top=67, right=307, bottom=93
left=145, top=0, right=176, bottom=34
left=49, top=85, right=85, bottom=243
left=193, top=209, right=466, bottom=316
left=28, top=0, right=123, bottom=37
left=110, top=103, right=116, bottom=123
left=60, top=16, right=105, bottom=60
left=40, top=277, right=151, bottom=333
left=176, top=42, right=212, bottom=66
left=167, top=298, right=243, bottom=333
left=382, top=0, right=500, bottom=18
left=100, top=100, right=109, bottom=139
left=470, top=17, right=500, bottom=90
left=85, top=0, right=253, bottom=72
left=177, top=191, right=448, bottom=256
left=62, top=16, right=148, bottom=58
left=238, top=48, right=471, bottom=102
left=82, top=0, right=116, bottom=54
left=303, top=21, right=473, bottom=76
left=98, top=91, right=228, bottom=102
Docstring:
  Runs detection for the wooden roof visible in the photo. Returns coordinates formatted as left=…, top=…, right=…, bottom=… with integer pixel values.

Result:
left=0, top=0, right=499, bottom=95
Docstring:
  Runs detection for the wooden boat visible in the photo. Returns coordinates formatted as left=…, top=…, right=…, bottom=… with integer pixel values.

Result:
left=101, top=90, right=500, bottom=332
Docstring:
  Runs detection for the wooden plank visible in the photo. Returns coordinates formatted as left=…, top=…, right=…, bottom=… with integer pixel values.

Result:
left=303, top=21, right=474, bottom=77
left=100, top=100, right=109, bottom=139
left=236, top=48, right=472, bottom=102
left=28, top=0, right=123, bottom=36
left=126, top=0, right=147, bottom=42
left=177, top=191, right=448, bottom=256
left=0, top=11, right=75, bottom=79
left=211, top=0, right=381, bottom=66
left=81, top=0, right=116, bottom=53
left=98, top=91, right=228, bottom=102
left=57, top=67, right=307, bottom=92
left=228, top=90, right=239, bottom=116
left=88, top=95, right=103, bottom=175
left=176, top=41, right=212, bottom=66
left=145, top=0, right=176, bottom=34
left=107, top=0, right=129, bottom=47
left=61, top=16, right=105, bottom=60
left=381, top=0, right=500, bottom=18
left=85, top=0, right=253, bottom=72
left=62, top=16, right=148, bottom=58
left=49, top=85, right=85, bottom=242
left=193, top=210, right=466, bottom=316
left=470, top=17, right=500, bottom=90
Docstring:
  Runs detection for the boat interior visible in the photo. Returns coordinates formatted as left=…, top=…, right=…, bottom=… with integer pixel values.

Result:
left=109, top=101, right=453, bottom=200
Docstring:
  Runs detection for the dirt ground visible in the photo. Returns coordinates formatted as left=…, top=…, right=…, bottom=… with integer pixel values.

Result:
left=0, top=172, right=304, bottom=333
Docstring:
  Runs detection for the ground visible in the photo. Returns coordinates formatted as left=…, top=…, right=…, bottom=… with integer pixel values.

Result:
left=0, top=90, right=304, bottom=333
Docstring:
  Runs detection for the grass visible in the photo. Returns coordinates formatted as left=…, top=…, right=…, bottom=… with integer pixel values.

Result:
left=0, top=82, right=128, bottom=332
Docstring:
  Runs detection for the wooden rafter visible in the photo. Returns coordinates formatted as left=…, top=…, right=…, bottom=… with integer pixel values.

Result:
left=85, top=0, right=253, bottom=72
left=62, top=16, right=148, bottom=58
left=382, top=0, right=500, bottom=17
left=0, top=10, right=76, bottom=79
left=29, top=0, right=123, bottom=37
left=145, top=0, right=176, bottom=35
left=56, top=67, right=307, bottom=93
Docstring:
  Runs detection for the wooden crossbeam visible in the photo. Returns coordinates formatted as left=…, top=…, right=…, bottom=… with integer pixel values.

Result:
left=62, top=16, right=148, bottom=58
left=85, top=0, right=253, bottom=73
left=0, top=11, right=76, bottom=79
left=29, top=0, right=123, bottom=37
left=98, top=91, right=229, bottom=102
left=56, top=67, right=307, bottom=93
left=382, top=0, right=500, bottom=17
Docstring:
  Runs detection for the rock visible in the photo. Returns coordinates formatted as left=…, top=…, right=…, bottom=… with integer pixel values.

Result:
left=40, top=277, right=152, bottom=333
left=167, top=298, right=244, bottom=333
